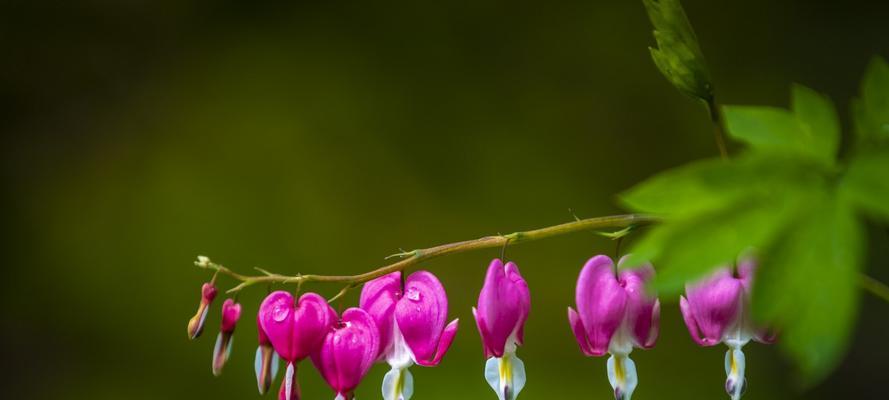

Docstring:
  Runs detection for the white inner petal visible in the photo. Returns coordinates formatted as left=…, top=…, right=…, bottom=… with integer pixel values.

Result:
left=607, top=354, right=638, bottom=400
left=382, top=367, right=414, bottom=400
left=284, top=362, right=294, bottom=400
left=724, top=347, right=747, bottom=400
left=387, top=324, right=415, bottom=370
left=484, top=352, right=526, bottom=400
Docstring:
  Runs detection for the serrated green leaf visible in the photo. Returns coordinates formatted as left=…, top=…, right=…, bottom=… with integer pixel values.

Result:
left=627, top=193, right=808, bottom=294
left=643, top=0, right=712, bottom=101
left=752, top=196, right=862, bottom=384
left=852, top=56, right=889, bottom=142
left=723, top=85, right=840, bottom=164
left=619, top=152, right=829, bottom=216
left=842, top=149, right=889, bottom=220
left=792, top=84, right=840, bottom=160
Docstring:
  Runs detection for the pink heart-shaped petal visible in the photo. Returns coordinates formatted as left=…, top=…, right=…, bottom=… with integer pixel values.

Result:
left=359, top=271, right=402, bottom=360
left=395, top=270, right=455, bottom=365
left=259, top=291, right=335, bottom=362
left=312, top=308, right=380, bottom=396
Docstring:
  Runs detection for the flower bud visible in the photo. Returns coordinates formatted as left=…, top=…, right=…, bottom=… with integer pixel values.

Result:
left=212, top=299, right=242, bottom=376
left=187, top=282, right=218, bottom=340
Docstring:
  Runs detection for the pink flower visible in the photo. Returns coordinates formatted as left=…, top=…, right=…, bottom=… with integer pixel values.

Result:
left=311, top=308, right=380, bottom=400
left=568, top=255, right=660, bottom=400
left=360, top=270, right=459, bottom=400
left=212, top=299, right=242, bottom=376
left=473, top=259, right=530, bottom=400
left=473, top=259, right=530, bottom=358
left=679, top=259, right=774, bottom=400
left=187, top=282, right=218, bottom=340
left=255, top=314, right=280, bottom=395
left=259, top=291, right=336, bottom=400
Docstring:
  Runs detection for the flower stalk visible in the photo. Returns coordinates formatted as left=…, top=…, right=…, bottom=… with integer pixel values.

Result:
left=196, top=214, right=657, bottom=294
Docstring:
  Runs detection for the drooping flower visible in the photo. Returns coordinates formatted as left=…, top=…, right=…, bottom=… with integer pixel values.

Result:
left=212, top=298, right=242, bottom=376
left=568, top=255, right=660, bottom=400
left=473, top=259, right=530, bottom=400
left=259, top=291, right=336, bottom=400
left=255, top=314, right=281, bottom=395
left=311, top=307, right=381, bottom=400
left=360, top=270, right=459, bottom=400
left=187, top=282, right=218, bottom=340
left=679, top=259, right=774, bottom=400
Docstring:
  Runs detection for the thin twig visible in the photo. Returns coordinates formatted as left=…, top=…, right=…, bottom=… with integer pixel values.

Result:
left=195, top=213, right=659, bottom=293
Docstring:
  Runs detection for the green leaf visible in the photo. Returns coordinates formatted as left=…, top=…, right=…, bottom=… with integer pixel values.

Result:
left=842, top=149, right=889, bottom=220
left=619, top=157, right=744, bottom=216
left=792, top=84, right=840, bottom=161
left=620, top=152, right=830, bottom=216
left=723, top=85, right=840, bottom=164
left=752, top=196, right=863, bottom=384
left=723, top=106, right=801, bottom=151
left=852, top=56, right=889, bottom=143
left=626, top=193, right=808, bottom=294
left=643, top=0, right=712, bottom=101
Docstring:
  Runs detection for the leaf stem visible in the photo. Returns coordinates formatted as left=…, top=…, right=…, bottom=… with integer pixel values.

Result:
left=706, top=96, right=729, bottom=159
left=196, top=213, right=658, bottom=294
left=859, top=273, right=889, bottom=303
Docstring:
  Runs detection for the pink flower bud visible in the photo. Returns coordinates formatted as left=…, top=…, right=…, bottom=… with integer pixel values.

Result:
left=212, top=299, right=242, bottom=376
left=187, top=282, right=218, bottom=340
left=473, top=259, right=530, bottom=359
left=311, top=308, right=380, bottom=400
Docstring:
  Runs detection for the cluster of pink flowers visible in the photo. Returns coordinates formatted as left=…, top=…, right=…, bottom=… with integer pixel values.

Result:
left=187, top=255, right=772, bottom=400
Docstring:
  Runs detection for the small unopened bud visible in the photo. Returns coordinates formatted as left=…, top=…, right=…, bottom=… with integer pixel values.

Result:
left=187, top=282, right=218, bottom=340
left=212, top=299, right=242, bottom=376
left=196, top=255, right=211, bottom=268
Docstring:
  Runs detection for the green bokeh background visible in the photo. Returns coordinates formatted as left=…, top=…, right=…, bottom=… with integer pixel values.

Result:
left=3, top=1, right=888, bottom=399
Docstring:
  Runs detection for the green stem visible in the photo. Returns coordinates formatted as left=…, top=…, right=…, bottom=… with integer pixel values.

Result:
left=860, top=274, right=889, bottom=303
left=196, top=213, right=659, bottom=293
left=706, top=96, right=729, bottom=159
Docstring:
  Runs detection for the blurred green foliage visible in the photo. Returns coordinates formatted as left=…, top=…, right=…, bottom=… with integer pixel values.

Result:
left=623, top=44, right=889, bottom=382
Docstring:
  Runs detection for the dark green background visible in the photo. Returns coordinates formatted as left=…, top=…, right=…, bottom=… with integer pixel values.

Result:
left=3, top=0, right=888, bottom=399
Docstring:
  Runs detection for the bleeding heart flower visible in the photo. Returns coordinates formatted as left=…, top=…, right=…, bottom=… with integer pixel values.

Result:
left=311, top=308, right=381, bottom=400
left=259, top=291, right=336, bottom=400
left=360, top=270, right=459, bottom=400
left=568, top=255, right=660, bottom=400
left=187, top=282, right=218, bottom=340
left=255, top=314, right=280, bottom=395
left=679, top=258, right=775, bottom=400
left=473, top=259, right=530, bottom=400
left=212, top=299, right=242, bottom=376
